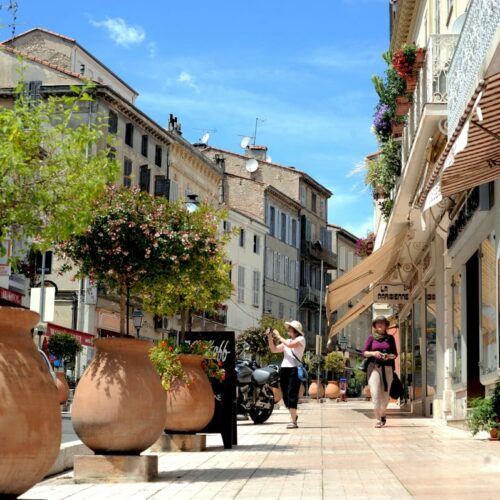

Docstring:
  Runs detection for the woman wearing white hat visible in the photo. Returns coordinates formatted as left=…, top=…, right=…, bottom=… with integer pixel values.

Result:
left=266, top=320, right=306, bottom=429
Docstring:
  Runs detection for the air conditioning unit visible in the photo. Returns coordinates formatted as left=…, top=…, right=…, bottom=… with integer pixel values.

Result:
left=153, top=315, right=168, bottom=331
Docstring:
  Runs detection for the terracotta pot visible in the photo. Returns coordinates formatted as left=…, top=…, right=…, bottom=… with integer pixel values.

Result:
left=414, top=48, right=425, bottom=69
left=325, top=380, right=341, bottom=399
left=395, top=96, right=410, bottom=116
left=405, top=75, right=417, bottom=93
left=308, top=380, right=325, bottom=398
left=363, top=385, right=371, bottom=399
left=271, top=386, right=283, bottom=403
left=56, top=371, right=70, bottom=404
left=0, top=307, right=61, bottom=497
left=165, top=354, right=215, bottom=433
left=72, top=338, right=166, bottom=454
left=391, top=120, right=405, bottom=137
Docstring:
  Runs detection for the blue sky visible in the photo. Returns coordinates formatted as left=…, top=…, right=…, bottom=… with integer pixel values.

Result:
left=2, top=0, right=389, bottom=237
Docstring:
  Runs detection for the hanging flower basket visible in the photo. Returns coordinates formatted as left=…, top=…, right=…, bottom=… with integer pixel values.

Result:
left=355, top=232, right=376, bottom=257
left=414, top=48, right=425, bottom=70
left=395, top=96, right=411, bottom=116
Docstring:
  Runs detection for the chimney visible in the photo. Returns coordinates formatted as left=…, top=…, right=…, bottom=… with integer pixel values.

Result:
left=245, top=145, right=268, bottom=161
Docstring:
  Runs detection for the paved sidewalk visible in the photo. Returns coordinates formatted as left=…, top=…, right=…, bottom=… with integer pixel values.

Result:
left=21, top=401, right=500, bottom=499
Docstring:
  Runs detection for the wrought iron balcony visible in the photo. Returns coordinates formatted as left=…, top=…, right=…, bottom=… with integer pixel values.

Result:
left=401, top=34, right=458, bottom=171
left=447, top=0, right=500, bottom=136
left=299, top=285, right=321, bottom=307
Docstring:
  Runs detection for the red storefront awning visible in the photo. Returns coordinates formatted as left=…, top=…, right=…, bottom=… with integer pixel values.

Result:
left=46, top=323, right=95, bottom=348
left=0, top=286, right=23, bottom=306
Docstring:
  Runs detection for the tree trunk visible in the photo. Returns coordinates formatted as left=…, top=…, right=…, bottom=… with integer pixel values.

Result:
left=119, top=284, right=126, bottom=337
left=179, top=309, right=186, bottom=344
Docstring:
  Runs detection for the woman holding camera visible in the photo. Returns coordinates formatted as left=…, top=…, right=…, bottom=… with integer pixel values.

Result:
left=266, top=320, right=306, bottom=429
left=363, top=316, right=398, bottom=428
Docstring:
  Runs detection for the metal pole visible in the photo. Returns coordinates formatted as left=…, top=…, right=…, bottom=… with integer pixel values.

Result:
left=38, top=251, right=46, bottom=347
left=126, top=287, right=130, bottom=337
left=316, top=259, right=324, bottom=403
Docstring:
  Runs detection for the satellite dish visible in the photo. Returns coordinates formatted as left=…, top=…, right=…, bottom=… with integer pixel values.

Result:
left=245, top=158, right=258, bottom=173
left=266, top=156, right=272, bottom=163
left=201, top=133, right=210, bottom=144
left=240, top=136, right=250, bottom=149
left=451, top=13, right=466, bottom=34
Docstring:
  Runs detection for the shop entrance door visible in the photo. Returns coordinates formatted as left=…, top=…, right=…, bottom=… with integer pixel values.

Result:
left=466, top=251, right=484, bottom=399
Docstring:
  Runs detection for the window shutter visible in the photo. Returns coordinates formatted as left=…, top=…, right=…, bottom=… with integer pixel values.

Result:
left=154, top=175, right=167, bottom=196
left=139, top=165, right=151, bottom=193
left=170, top=180, right=179, bottom=201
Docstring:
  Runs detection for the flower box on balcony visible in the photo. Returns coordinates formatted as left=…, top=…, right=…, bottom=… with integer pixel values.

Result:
left=405, top=75, right=417, bottom=93
left=391, top=120, right=405, bottom=137
left=414, top=48, right=425, bottom=70
left=395, top=96, right=410, bottom=116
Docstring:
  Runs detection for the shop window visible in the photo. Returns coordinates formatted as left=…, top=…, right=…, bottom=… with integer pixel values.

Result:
left=426, top=288, right=437, bottom=396
left=480, top=234, right=497, bottom=375
left=452, top=272, right=463, bottom=384
left=412, top=300, right=422, bottom=400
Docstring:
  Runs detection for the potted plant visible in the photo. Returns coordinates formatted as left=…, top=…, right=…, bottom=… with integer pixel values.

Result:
left=149, top=338, right=224, bottom=432
left=467, top=397, right=496, bottom=438
left=0, top=81, right=117, bottom=496
left=395, top=95, right=411, bottom=116
left=355, top=232, right=376, bottom=258
left=58, top=186, right=197, bottom=454
left=392, top=44, right=426, bottom=81
left=324, top=351, right=345, bottom=399
left=304, top=353, right=325, bottom=398
left=47, top=332, right=82, bottom=404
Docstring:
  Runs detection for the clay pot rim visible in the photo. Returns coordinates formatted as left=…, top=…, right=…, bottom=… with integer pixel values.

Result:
left=93, top=337, right=153, bottom=352
left=0, top=306, right=40, bottom=330
left=178, top=353, right=205, bottom=365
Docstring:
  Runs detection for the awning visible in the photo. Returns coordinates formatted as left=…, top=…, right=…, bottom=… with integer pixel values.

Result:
left=418, top=72, right=500, bottom=207
left=326, top=229, right=407, bottom=318
left=46, top=323, right=95, bottom=348
left=328, top=292, right=373, bottom=339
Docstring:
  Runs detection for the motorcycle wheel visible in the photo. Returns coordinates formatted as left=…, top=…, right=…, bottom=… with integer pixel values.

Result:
left=249, top=392, right=274, bottom=424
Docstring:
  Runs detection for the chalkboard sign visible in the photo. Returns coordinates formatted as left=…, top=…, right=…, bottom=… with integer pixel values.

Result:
left=185, top=331, right=237, bottom=449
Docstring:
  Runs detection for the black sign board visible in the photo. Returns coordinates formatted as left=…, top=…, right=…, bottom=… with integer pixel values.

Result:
left=35, top=251, right=52, bottom=274
left=185, top=331, right=237, bottom=449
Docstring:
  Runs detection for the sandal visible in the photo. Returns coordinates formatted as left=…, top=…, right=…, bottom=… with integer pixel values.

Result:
left=374, top=421, right=382, bottom=428
left=381, top=416, right=387, bottom=426
left=287, top=421, right=298, bottom=429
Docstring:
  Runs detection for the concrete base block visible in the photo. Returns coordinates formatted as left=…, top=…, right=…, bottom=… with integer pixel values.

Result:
left=150, top=433, right=206, bottom=452
left=46, top=441, right=92, bottom=477
left=73, top=454, right=158, bottom=483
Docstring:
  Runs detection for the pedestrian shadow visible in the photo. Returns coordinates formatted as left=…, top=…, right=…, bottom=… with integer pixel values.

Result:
left=157, top=466, right=301, bottom=482
left=231, top=443, right=295, bottom=452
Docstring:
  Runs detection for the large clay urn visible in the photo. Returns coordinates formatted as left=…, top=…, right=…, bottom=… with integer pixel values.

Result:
left=325, top=380, right=341, bottom=399
left=55, top=372, right=70, bottom=404
left=72, top=338, right=166, bottom=454
left=308, top=379, right=325, bottom=398
left=165, top=354, right=215, bottom=433
left=0, top=307, right=61, bottom=497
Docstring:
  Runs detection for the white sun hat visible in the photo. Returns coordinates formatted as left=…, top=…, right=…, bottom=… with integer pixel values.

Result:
left=284, top=320, right=304, bottom=336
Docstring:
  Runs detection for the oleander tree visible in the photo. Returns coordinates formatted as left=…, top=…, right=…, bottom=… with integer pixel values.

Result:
left=141, top=203, right=233, bottom=342
left=0, top=80, right=118, bottom=255
left=47, top=333, right=82, bottom=370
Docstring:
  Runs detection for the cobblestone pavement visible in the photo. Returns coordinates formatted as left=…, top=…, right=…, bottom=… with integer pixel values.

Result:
left=21, top=400, right=500, bottom=499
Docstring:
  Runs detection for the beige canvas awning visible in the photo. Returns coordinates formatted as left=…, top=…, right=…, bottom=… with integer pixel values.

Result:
left=328, top=292, right=373, bottom=339
left=326, top=229, right=407, bottom=318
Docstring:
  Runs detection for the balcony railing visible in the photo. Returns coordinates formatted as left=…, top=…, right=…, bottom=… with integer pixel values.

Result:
left=447, top=0, right=500, bottom=136
left=300, top=240, right=337, bottom=269
left=299, top=285, right=321, bottom=307
left=401, top=34, right=458, bottom=171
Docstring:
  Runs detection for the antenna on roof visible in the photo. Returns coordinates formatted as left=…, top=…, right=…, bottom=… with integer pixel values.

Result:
left=253, top=117, right=266, bottom=145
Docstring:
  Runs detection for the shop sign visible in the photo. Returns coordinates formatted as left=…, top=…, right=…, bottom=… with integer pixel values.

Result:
left=46, top=322, right=95, bottom=348
left=0, top=286, right=23, bottom=306
left=373, top=283, right=410, bottom=304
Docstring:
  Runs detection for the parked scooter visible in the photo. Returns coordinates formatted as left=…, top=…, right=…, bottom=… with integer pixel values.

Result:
left=235, top=359, right=279, bottom=424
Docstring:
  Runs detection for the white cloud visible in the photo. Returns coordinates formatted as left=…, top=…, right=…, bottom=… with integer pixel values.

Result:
left=343, top=216, right=374, bottom=239
left=177, top=71, right=200, bottom=92
left=90, top=17, right=145, bottom=47
left=147, top=42, right=157, bottom=59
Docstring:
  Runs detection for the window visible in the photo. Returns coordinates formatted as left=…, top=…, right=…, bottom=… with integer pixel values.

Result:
left=480, top=234, right=497, bottom=376
left=265, top=248, right=273, bottom=279
left=320, top=198, right=326, bottom=219
left=273, top=252, right=279, bottom=281
left=412, top=300, right=423, bottom=399
left=141, top=135, right=148, bottom=157
left=252, top=271, right=261, bottom=307
left=253, top=235, right=260, bottom=254
left=125, top=123, right=134, bottom=147
left=139, top=165, right=151, bottom=193
left=281, top=213, right=287, bottom=242
left=238, top=266, right=245, bottom=303
left=154, top=175, right=167, bottom=197
left=108, top=110, right=118, bottom=134
left=223, top=220, right=232, bottom=233
left=291, top=219, right=298, bottom=247
left=284, top=256, right=290, bottom=285
left=426, top=288, right=437, bottom=396
left=269, top=206, right=276, bottom=236
left=311, top=192, right=317, bottom=213
left=155, top=145, right=162, bottom=167
left=299, top=184, right=306, bottom=205
left=123, top=158, right=132, bottom=187
left=452, top=272, right=463, bottom=384
left=435, top=0, right=441, bottom=33
left=266, top=298, right=273, bottom=315
left=107, top=146, right=116, bottom=161
left=278, top=302, right=284, bottom=319
left=239, top=229, right=245, bottom=248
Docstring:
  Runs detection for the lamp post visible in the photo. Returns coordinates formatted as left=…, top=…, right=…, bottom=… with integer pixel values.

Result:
left=132, top=308, right=144, bottom=338
left=186, top=193, right=200, bottom=213
left=312, top=240, right=324, bottom=403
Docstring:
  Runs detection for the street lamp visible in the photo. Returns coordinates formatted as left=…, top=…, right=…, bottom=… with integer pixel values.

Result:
left=339, top=334, right=348, bottom=353
left=186, top=193, right=200, bottom=213
left=132, top=308, right=144, bottom=338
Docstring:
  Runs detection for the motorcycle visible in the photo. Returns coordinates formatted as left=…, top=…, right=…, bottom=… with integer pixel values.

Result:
left=235, top=359, right=279, bottom=424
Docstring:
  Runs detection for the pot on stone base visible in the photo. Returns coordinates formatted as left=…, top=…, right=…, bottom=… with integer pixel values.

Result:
left=325, top=380, right=341, bottom=399
left=0, top=307, right=61, bottom=497
left=165, top=354, right=215, bottom=433
left=72, top=338, right=166, bottom=454
left=308, top=379, right=325, bottom=398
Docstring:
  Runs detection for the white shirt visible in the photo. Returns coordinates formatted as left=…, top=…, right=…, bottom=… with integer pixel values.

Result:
left=281, top=336, right=306, bottom=368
